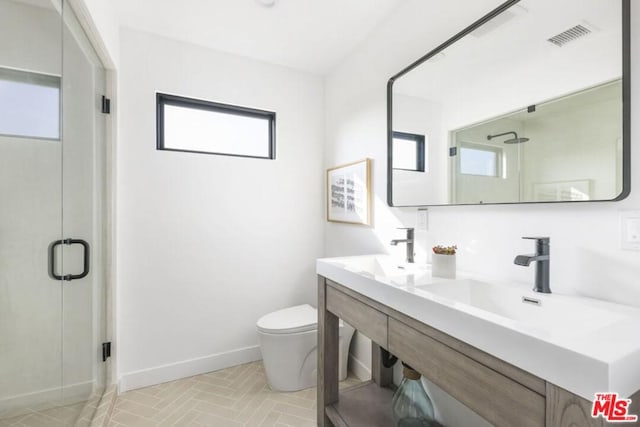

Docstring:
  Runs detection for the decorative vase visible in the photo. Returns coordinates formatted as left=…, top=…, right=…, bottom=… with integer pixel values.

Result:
left=432, top=253, right=456, bottom=279
left=392, top=364, right=439, bottom=427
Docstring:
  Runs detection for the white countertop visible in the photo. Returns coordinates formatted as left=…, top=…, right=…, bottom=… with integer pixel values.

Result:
left=317, top=254, right=640, bottom=400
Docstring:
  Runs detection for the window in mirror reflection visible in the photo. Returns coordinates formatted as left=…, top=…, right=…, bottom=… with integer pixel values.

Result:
left=459, top=144, right=501, bottom=177
left=393, top=131, right=426, bottom=172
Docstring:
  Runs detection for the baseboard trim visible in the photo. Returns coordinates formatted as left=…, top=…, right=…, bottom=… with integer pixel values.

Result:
left=118, top=345, right=262, bottom=393
left=0, top=381, right=93, bottom=415
left=348, top=353, right=371, bottom=381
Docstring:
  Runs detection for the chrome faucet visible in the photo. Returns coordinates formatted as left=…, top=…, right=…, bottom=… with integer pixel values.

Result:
left=514, top=237, right=551, bottom=293
left=390, top=228, right=414, bottom=263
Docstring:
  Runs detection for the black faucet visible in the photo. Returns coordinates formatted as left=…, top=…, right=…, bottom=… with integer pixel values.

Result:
left=514, top=237, right=551, bottom=293
left=390, top=228, right=414, bottom=263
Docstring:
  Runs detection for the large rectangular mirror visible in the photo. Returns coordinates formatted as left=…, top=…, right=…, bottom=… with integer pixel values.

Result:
left=388, top=0, right=630, bottom=206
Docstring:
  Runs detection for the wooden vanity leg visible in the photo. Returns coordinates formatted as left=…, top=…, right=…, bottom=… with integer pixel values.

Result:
left=371, top=342, right=393, bottom=388
left=318, top=275, right=339, bottom=427
left=546, top=383, right=602, bottom=427
left=546, top=384, right=640, bottom=427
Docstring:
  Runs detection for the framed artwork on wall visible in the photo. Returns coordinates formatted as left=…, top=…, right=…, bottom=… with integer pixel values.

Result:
left=326, top=158, right=371, bottom=225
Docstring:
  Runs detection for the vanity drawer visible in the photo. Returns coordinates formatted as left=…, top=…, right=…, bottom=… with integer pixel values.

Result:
left=326, top=284, right=388, bottom=347
left=388, top=318, right=545, bottom=427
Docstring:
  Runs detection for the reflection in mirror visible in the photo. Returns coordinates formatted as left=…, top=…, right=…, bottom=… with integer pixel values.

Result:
left=389, top=0, right=629, bottom=206
left=453, top=81, right=622, bottom=204
left=392, top=131, right=426, bottom=172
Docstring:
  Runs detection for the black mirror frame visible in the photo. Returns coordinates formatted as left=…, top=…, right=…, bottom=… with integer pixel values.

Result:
left=387, top=0, right=631, bottom=207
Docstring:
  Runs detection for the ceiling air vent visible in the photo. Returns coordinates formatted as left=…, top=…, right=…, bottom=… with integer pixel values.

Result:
left=547, top=24, right=593, bottom=47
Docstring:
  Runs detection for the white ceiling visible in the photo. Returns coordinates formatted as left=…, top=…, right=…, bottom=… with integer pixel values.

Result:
left=115, top=0, right=403, bottom=74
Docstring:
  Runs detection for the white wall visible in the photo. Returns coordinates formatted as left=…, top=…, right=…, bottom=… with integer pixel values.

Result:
left=116, top=29, right=325, bottom=391
left=325, top=0, right=640, bottom=424
left=73, top=0, right=119, bottom=68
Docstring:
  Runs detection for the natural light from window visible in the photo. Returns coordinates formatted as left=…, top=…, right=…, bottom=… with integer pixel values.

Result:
left=393, top=137, right=418, bottom=170
left=0, top=68, right=60, bottom=140
left=460, top=146, right=499, bottom=177
left=392, top=132, right=426, bottom=172
left=163, top=104, right=271, bottom=158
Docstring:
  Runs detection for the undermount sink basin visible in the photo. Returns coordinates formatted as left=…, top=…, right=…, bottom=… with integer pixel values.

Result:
left=415, top=279, right=627, bottom=340
left=317, top=254, right=640, bottom=400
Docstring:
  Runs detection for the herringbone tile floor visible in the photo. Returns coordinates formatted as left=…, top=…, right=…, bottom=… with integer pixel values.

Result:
left=0, top=402, right=86, bottom=427
left=108, top=361, right=361, bottom=426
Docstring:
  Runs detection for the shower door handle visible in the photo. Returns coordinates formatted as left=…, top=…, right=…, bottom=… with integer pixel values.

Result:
left=49, top=238, right=90, bottom=281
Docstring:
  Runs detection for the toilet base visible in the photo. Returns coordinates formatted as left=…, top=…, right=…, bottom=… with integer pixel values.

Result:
left=259, top=325, right=355, bottom=392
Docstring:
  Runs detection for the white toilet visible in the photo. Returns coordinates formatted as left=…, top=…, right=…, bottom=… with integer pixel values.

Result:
left=257, top=304, right=355, bottom=392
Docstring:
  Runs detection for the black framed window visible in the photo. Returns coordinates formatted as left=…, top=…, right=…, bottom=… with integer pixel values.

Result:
left=392, top=131, right=426, bottom=172
left=156, top=93, right=275, bottom=159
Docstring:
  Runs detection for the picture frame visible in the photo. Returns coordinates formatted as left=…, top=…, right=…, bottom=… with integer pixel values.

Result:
left=326, top=158, right=371, bottom=225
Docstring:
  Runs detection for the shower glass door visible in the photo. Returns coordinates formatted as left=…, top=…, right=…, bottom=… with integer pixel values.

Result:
left=0, top=0, right=107, bottom=424
left=0, top=0, right=65, bottom=419
left=61, top=0, right=108, bottom=420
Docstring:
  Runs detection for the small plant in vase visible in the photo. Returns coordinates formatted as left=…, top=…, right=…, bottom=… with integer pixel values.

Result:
left=432, top=245, right=457, bottom=256
left=432, top=245, right=457, bottom=279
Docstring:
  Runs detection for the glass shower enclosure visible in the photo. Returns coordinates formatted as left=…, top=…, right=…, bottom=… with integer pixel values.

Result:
left=0, top=0, right=108, bottom=425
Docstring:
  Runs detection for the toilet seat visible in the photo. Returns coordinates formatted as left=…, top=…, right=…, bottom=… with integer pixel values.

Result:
left=256, top=304, right=317, bottom=334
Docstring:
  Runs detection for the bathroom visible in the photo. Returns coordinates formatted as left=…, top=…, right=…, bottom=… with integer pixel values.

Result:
left=0, top=0, right=638, bottom=426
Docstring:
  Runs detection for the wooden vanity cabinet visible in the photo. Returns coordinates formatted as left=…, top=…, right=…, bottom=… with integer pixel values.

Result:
left=317, top=276, right=640, bottom=427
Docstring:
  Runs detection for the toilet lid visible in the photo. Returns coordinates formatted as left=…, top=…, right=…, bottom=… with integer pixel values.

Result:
left=256, top=304, right=318, bottom=334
